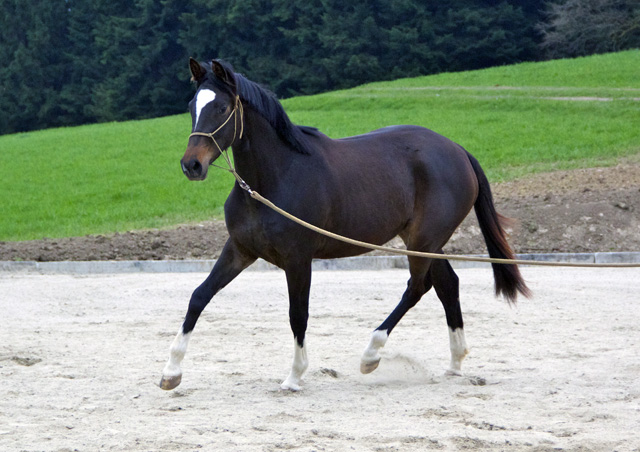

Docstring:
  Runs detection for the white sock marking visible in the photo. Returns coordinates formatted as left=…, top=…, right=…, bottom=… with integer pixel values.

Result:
left=194, top=89, right=216, bottom=128
left=447, top=327, right=469, bottom=375
left=162, top=330, right=192, bottom=378
left=362, top=329, right=388, bottom=364
left=281, top=339, right=308, bottom=391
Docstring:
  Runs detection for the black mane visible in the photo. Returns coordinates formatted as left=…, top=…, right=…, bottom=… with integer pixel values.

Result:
left=206, top=60, right=319, bottom=154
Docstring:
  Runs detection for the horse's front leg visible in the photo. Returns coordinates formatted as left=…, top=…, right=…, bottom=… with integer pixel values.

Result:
left=160, top=240, right=255, bottom=390
left=280, top=261, right=312, bottom=391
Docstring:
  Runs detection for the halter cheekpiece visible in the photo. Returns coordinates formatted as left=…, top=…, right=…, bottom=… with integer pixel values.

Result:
left=187, top=95, right=251, bottom=192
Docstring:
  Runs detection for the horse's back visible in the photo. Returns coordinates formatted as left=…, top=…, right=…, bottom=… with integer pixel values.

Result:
left=336, top=125, right=469, bottom=159
left=332, top=124, right=477, bottom=192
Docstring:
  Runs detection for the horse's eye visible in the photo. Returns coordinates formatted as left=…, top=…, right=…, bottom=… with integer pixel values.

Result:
left=218, top=106, right=227, bottom=114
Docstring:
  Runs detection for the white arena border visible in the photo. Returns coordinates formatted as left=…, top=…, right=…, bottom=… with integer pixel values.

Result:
left=1, top=252, right=639, bottom=274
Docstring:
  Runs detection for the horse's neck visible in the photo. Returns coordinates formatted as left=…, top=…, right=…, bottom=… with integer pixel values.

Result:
left=231, top=110, right=295, bottom=193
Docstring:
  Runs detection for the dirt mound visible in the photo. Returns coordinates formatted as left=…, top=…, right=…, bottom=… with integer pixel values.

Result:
left=1, top=163, right=638, bottom=262
left=448, top=162, right=640, bottom=255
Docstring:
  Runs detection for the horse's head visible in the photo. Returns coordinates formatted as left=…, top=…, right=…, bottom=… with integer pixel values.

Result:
left=181, top=58, right=241, bottom=181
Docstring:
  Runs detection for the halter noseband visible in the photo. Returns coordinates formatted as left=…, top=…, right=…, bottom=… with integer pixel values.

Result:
left=188, top=95, right=244, bottom=151
left=187, top=95, right=249, bottom=187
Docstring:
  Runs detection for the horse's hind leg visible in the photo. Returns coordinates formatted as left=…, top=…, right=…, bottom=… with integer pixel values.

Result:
left=431, top=259, right=469, bottom=376
left=160, top=240, right=255, bottom=390
left=361, top=256, right=433, bottom=374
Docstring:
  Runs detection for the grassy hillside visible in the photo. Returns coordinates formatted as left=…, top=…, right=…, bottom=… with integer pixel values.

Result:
left=285, top=50, right=640, bottom=179
left=1, top=51, right=638, bottom=241
left=0, top=117, right=236, bottom=241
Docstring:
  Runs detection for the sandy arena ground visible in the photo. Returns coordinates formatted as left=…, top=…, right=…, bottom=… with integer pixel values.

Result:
left=1, top=266, right=639, bottom=451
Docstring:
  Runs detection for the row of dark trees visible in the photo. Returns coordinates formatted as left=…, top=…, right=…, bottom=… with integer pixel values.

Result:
left=0, top=0, right=638, bottom=135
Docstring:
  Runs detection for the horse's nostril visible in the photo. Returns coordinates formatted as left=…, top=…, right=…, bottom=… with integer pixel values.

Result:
left=181, top=158, right=204, bottom=178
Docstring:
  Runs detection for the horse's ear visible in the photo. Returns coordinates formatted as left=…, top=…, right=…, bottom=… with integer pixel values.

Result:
left=211, top=59, right=236, bottom=89
left=189, top=58, right=206, bottom=83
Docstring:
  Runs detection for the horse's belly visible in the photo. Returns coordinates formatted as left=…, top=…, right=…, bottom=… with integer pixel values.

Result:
left=312, top=216, right=406, bottom=260
left=313, top=237, right=396, bottom=260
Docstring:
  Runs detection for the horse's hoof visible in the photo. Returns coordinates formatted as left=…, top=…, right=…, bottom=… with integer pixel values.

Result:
left=280, top=381, right=302, bottom=392
left=445, top=369, right=463, bottom=377
left=280, top=383, right=301, bottom=392
left=360, top=358, right=381, bottom=374
left=280, top=376, right=302, bottom=392
left=159, top=374, right=182, bottom=390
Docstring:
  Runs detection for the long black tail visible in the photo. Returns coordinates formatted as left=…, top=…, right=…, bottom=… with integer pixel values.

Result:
left=467, top=152, right=531, bottom=303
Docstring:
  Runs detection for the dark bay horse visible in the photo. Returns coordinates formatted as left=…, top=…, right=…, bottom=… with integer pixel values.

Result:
left=160, top=59, right=530, bottom=391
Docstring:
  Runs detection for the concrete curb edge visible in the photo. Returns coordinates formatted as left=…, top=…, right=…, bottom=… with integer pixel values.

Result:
left=1, top=252, right=639, bottom=274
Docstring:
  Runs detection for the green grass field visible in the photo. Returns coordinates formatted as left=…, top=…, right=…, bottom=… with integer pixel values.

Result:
left=285, top=50, right=640, bottom=179
left=1, top=50, right=638, bottom=241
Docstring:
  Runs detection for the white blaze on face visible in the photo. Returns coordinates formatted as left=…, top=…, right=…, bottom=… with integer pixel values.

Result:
left=194, top=89, right=217, bottom=128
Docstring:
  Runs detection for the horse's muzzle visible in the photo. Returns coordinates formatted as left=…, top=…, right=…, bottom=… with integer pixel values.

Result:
left=181, top=157, right=208, bottom=181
